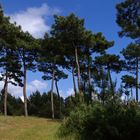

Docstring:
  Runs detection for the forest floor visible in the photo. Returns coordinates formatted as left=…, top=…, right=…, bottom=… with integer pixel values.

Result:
left=0, top=116, right=72, bottom=140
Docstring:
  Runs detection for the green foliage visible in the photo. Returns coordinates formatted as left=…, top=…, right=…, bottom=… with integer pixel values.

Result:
left=116, top=0, right=140, bottom=39
left=122, top=43, right=140, bottom=67
left=95, top=54, right=124, bottom=73
left=28, top=91, right=65, bottom=119
left=64, top=95, right=81, bottom=116
left=94, top=54, right=124, bottom=95
left=121, top=75, right=136, bottom=89
left=0, top=93, right=24, bottom=116
left=0, top=7, right=23, bottom=87
left=121, top=43, right=140, bottom=101
left=59, top=100, right=140, bottom=140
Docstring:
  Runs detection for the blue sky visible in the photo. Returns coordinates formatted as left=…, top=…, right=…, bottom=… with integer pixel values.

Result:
left=0, top=0, right=134, bottom=98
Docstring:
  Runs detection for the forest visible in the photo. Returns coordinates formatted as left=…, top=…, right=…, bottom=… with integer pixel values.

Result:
left=0, top=0, right=140, bottom=140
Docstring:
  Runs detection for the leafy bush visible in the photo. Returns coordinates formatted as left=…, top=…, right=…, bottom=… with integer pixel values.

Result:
left=58, top=101, right=140, bottom=140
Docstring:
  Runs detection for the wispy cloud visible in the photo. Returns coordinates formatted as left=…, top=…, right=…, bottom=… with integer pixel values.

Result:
left=0, top=80, right=47, bottom=98
left=59, top=88, right=74, bottom=99
left=66, top=88, right=74, bottom=97
left=8, top=3, right=60, bottom=38
left=27, top=80, right=47, bottom=94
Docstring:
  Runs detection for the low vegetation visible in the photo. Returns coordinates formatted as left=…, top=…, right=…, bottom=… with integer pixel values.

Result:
left=0, top=116, right=73, bottom=140
left=59, top=100, right=140, bottom=140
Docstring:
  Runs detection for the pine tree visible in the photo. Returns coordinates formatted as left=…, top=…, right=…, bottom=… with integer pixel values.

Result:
left=121, top=75, right=136, bottom=98
left=95, top=54, right=124, bottom=94
left=82, top=31, right=114, bottom=100
left=121, top=43, right=140, bottom=101
left=116, top=0, right=140, bottom=41
left=51, top=14, right=86, bottom=95
left=38, top=34, right=67, bottom=119
left=0, top=6, right=23, bottom=116
left=17, top=31, right=39, bottom=116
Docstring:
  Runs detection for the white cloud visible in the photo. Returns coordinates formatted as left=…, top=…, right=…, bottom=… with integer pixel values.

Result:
left=59, top=88, right=74, bottom=99
left=59, top=90, right=65, bottom=98
left=8, top=3, right=60, bottom=38
left=0, top=79, right=73, bottom=99
left=0, top=80, right=47, bottom=98
left=20, top=96, right=24, bottom=102
left=27, top=80, right=47, bottom=94
left=66, top=88, right=74, bottom=97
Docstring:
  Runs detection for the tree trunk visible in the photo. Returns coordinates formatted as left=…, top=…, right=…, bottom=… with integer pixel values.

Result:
left=75, top=46, right=81, bottom=94
left=107, top=67, right=114, bottom=94
left=51, top=69, right=55, bottom=119
left=55, top=80, right=61, bottom=117
left=3, top=71, right=8, bottom=116
left=23, top=65, right=28, bottom=117
left=55, top=80, right=60, bottom=98
left=131, top=87, right=133, bottom=99
left=72, top=67, right=77, bottom=95
left=88, top=66, right=92, bottom=101
left=136, top=58, right=139, bottom=102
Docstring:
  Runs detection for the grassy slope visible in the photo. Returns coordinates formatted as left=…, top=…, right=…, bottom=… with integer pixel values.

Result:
left=0, top=116, right=72, bottom=140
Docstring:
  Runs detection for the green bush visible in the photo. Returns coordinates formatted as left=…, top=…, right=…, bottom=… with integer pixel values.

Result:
left=58, top=101, right=140, bottom=140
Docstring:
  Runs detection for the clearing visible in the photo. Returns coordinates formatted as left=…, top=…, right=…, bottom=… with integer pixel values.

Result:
left=0, top=116, right=72, bottom=140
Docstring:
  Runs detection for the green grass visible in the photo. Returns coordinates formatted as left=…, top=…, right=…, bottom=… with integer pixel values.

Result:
left=0, top=116, right=73, bottom=140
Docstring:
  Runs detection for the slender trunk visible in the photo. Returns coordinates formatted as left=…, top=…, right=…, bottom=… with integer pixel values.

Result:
left=23, top=65, right=28, bottom=117
left=4, top=71, right=8, bottom=116
left=72, top=67, right=77, bottom=95
left=83, top=80, right=86, bottom=93
left=101, top=77, right=105, bottom=105
left=88, top=66, right=92, bottom=101
left=88, top=67, right=91, bottom=89
left=55, top=80, right=61, bottom=117
left=55, top=80, right=60, bottom=98
left=51, top=69, right=55, bottom=119
left=131, top=87, right=133, bottom=99
left=88, top=52, right=92, bottom=101
left=75, top=46, right=81, bottom=94
left=136, top=58, right=139, bottom=102
left=107, top=67, right=114, bottom=94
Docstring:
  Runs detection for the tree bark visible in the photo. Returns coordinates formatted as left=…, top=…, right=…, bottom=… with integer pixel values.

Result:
left=51, top=69, right=55, bottom=119
left=136, top=58, right=139, bottom=102
left=55, top=80, right=60, bottom=98
left=55, top=80, right=61, bottom=117
left=131, top=87, right=133, bottom=99
left=88, top=66, right=92, bottom=101
left=3, top=71, right=8, bottom=116
left=75, top=46, right=81, bottom=94
left=72, top=67, right=77, bottom=95
left=107, top=67, right=114, bottom=94
left=23, top=64, right=28, bottom=117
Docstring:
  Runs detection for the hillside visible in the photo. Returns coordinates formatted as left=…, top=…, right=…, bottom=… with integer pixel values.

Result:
left=0, top=116, right=71, bottom=140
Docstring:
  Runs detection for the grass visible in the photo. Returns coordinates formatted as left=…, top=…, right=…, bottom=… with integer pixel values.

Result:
left=0, top=116, right=73, bottom=140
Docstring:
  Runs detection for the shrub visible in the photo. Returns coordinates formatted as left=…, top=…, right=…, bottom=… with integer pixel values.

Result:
left=58, top=101, right=140, bottom=140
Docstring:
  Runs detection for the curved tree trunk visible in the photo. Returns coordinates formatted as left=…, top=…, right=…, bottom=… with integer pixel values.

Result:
left=23, top=65, right=28, bottom=117
left=51, top=69, right=55, bottom=119
left=72, top=67, right=77, bottom=95
left=3, top=71, right=8, bottom=116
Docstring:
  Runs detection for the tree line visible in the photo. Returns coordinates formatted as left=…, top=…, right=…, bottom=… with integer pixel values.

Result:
left=0, top=90, right=70, bottom=118
left=0, top=0, right=140, bottom=119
